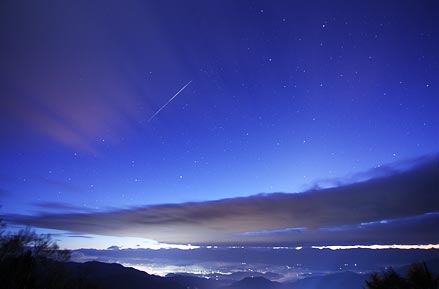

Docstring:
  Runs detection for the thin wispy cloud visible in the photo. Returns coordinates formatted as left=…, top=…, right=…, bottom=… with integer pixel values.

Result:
left=33, top=202, right=97, bottom=213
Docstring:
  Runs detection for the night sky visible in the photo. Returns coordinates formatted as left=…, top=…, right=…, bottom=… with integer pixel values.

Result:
left=1, top=0, right=438, bottom=249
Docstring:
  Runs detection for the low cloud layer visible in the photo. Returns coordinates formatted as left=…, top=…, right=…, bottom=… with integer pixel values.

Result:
left=5, top=156, right=439, bottom=245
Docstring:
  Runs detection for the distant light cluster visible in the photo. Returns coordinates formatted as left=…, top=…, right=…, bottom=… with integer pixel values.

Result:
left=312, top=244, right=439, bottom=250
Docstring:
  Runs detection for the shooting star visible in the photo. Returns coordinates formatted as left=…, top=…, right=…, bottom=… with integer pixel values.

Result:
left=147, top=80, right=192, bottom=123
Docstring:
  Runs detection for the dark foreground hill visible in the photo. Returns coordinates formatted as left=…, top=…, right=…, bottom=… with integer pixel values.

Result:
left=2, top=256, right=439, bottom=289
left=0, top=256, right=186, bottom=289
left=66, top=261, right=184, bottom=289
left=0, top=255, right=367, bottom=289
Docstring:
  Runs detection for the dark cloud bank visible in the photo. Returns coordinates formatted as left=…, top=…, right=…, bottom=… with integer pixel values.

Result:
left=5, top=156, right=439, bottom=246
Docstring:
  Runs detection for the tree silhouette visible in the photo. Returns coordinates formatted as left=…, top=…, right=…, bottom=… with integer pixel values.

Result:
left=0, top=222, right=99, bottom=289
left=407, top=263, right=438, bottom=289
left=0, top=227, right=71, bottom=262
left=365, top=263, right=439, bottom=289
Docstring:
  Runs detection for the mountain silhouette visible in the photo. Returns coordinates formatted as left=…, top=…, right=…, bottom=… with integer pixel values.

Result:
left=222, top=276, right=282, bottom=289
left=65, top=261, right=185, bottom=289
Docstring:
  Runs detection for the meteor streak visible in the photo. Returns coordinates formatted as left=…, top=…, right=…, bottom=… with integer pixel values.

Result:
left=147, top=80, right=192, bottom=123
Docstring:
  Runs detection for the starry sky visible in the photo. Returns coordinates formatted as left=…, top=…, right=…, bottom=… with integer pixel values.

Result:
left=0, top=0, right=438, bottom=248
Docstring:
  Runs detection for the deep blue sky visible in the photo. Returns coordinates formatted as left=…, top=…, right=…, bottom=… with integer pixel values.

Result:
left=0, top=0, right=438, bottom=248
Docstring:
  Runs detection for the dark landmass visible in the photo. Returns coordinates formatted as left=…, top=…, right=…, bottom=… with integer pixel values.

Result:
left=6, top=258, right=439, bottom=289
left=73, top=246, right=439, bottom=272
left=66, top=261, right=184, bottom=289
left=2, top=244, right=439, bottom=289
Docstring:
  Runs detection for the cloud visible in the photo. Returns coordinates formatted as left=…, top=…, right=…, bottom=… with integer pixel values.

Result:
left=4, top=156, right=439, bottom=245
left=0, top=0, right=192, bottom=154
left=66, top=235, right=94, bottom=239
left=1, top=71, right=148, bottom=154
left=33, top=202, right=96, bottom=213
left=309, top=154, right=436, bottom=189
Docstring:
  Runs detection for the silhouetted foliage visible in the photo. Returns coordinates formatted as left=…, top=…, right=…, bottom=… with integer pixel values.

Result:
left=0, top=227, right=71, bottom=262
left=365, top=262, right=439, bottom=289
left=0, top=223, right=99, bottom=289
